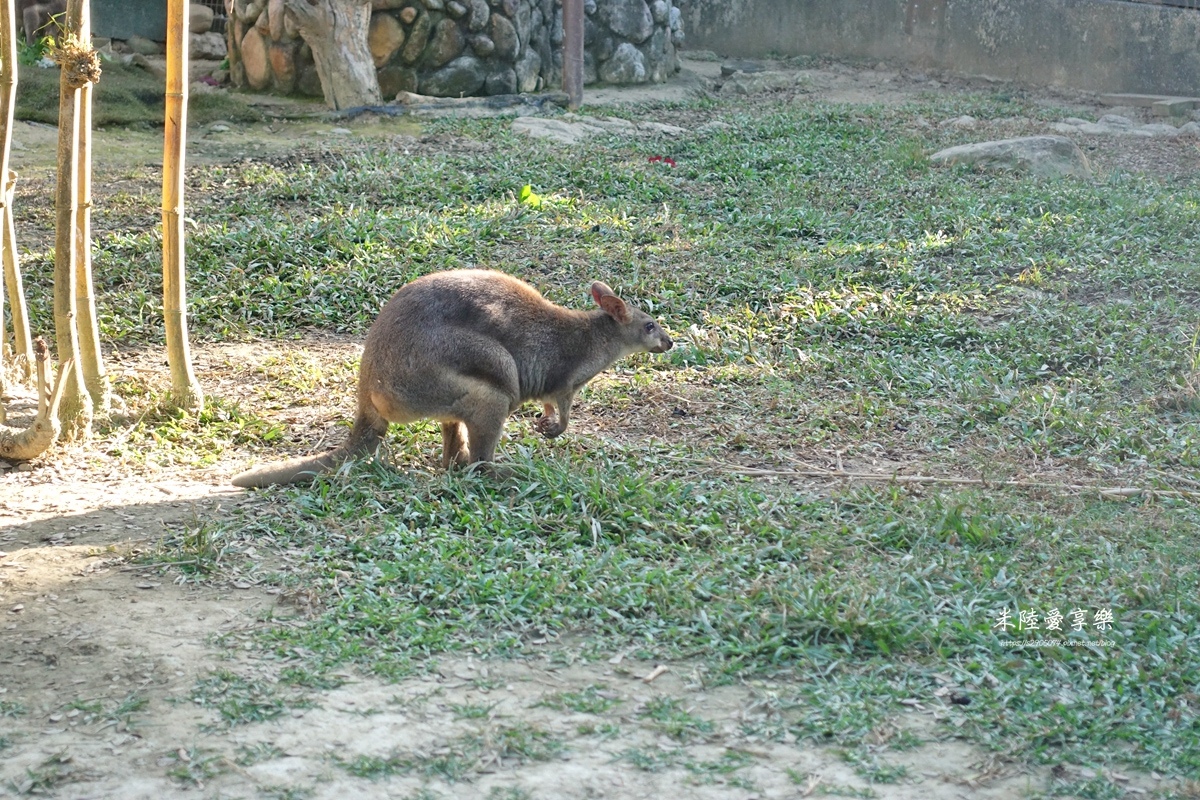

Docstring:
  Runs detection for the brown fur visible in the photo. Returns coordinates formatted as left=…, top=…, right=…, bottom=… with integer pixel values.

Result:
left=232, top=269, right=673, bottom=488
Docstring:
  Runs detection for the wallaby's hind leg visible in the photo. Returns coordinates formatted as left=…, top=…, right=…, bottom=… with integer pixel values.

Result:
left=459, top=388, right=512, bottom=464
left=441, top=422, right=470, bottom=468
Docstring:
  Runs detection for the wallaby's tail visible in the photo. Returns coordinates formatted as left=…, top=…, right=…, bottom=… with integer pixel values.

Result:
left=231, top=416, right=386, bottom=488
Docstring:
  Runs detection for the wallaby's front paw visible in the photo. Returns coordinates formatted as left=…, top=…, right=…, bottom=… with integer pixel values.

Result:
left=535, top=415, right=567, bottom=439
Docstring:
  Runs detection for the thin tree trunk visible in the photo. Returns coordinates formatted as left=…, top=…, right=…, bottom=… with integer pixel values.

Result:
left=3, top=174, right=32, bottom=382
left=0, top=0, right=32, bottom=385
left=283, top=0, right=380, bottom=110
left=162, top=0, right=203, bottom=411
left=52, top=0, right=93, bottom=438
left=561, top=0, right=584, bottom=111
left=2, top=174, right=32, bottom=383
left=72, top=0, right=106, bottom=412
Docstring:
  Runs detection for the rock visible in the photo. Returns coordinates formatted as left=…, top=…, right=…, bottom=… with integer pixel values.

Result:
left=379, top=65, right=419, bottom=97
left=469, top=34, right=494, bottom=56
left=269, top=40, right=298, bottom=92
left=930, top=135, right=1091, bottom=179
left=369, top=13, right=406, bottom=67
left=669, top=5, right=682, bottom=40
left=243, top=0, right=263, bottom=25
left=484, top=68, right=516, bottom=95
left=601, top=0, right=653, bottom=43
left=512, top=116, right=606, bottom=144
left=599, top=41, right=645, bottom=84
left=1178, top=121, right=1200, bottom=137
left=190, top=3, right=214, bottom=33
left=1062, top=116, right=1091, bottom=126
left=1098, top=113, right=1134, bottom=129
left=373, top=0, right=408, bottom=8
left=467, top=0, right=489, bottom=31
left=255, top=3, right=271, bottom=34
left=420, top=54, right=486, bottom=96
left=126, top=34, right=163, bottom=55
left=126, top=52, right=166, bottom=78
left=515, top=47, right=541, bottom=92
left=697, top=120, right=732, bottom=134
left=427, top=18, right=464, bottom=67
left=649, top=0, right=668, bottom=23
left=190, top=31, right=227, bottom=59
left=719, top=71, right=801, bottom=95
left=637, top=120, right=685, bottom=136
left=241, top=28, right=271, bottom=90
left=268, top=0, right=285, bottom=40
left=720, top=59, right=764, bottom=77
left=401, top=9, right=433, bottom=63
left=284, top=10, right=300, bottom=39
left=514, top=1, right=532, bottom=45
left=422, top=0, right=443, bottom=8
left=941, top=114, right=977, bottom=129
left=298, top=64, right=323, bottom=96
left=399, top=5, right=419, bottom=23
left=1140, top=123, right=1181, bottom=138
left=490, top=12, right=518, bottom=59
left=446, top=0, right=466, bottom=17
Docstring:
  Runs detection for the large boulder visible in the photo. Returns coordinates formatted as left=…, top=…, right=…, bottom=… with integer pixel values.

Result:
left=600, top=0, right=653, bottom=43
left=420, top=55, right=486, bottom=96
left=930, top=136, right=1092, bottom=179
left=598, top=41, right=645, bottom=84
left=368, top=13, right=406, bottom=67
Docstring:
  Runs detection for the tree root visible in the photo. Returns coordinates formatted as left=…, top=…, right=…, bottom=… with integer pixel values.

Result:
left=0, top=339, right=70, bottom=461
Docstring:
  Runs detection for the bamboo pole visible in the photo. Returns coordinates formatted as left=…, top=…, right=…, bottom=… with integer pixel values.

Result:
left=162, top=0, right=203, bottom=411
left=71, top=0, right=107, bottom=412
left=51, top=0, right=94, bottom=437
left=0, top=0, right=32, bottom=384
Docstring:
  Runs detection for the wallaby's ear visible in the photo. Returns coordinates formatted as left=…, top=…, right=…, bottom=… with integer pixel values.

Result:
left=591, top=281, right=631, bottom=323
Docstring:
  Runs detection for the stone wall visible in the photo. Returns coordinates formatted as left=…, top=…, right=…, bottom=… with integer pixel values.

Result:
left=228, top=0, right=683, bottom=100
left=674, top=0, right=1200, bottom=97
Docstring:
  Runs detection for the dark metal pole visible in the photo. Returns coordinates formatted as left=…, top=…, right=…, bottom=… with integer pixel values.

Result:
left=562, top=0, right=584, bottom=110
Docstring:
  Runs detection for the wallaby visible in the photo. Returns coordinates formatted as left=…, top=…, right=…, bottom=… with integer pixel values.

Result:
left=232, top=269, right=673, bottom=488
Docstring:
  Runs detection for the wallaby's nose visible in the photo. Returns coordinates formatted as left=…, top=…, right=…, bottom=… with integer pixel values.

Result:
left=657, top=336, right=673, bottom=353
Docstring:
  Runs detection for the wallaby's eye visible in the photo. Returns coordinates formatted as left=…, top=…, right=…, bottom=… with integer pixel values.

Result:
left=644, top=321, right=656, bottom=334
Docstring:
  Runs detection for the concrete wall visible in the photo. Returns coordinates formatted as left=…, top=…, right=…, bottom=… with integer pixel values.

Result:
left=94, top=0, right=167, bottom=41
left=675, top=0, right=1200, bottom=96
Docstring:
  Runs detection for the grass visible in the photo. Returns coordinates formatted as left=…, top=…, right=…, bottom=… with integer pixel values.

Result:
left=15, top=86, right=1200, bottom=787
left=15, top=56, right=267, bottom=128
left=187, top=669, right=312, bottom=728
left=336, top=722, right=561, bottom=783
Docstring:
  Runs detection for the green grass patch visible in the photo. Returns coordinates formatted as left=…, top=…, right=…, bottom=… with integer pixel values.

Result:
left=15, top=58, right=266, bottom=127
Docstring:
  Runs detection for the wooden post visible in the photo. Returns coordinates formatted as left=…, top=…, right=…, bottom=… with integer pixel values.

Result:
left=162, top=0, right=204, bottom=410
left=561, top=0, right=584, bottom=111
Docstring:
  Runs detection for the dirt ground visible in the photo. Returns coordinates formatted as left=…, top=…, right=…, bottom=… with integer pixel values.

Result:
left=2, top=56, right=1197, bottom=799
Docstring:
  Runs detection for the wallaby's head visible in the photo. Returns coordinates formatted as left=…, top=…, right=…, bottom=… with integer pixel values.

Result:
left=591, top=282, right=674, bottom=354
